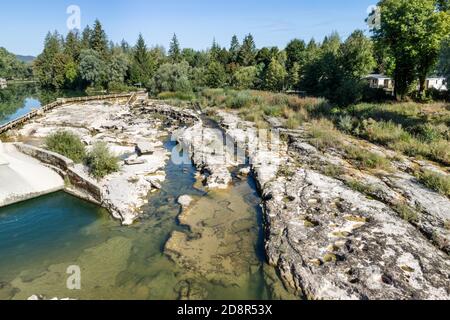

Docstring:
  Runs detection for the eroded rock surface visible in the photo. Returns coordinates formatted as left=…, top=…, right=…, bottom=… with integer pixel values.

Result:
left=214, top=109, right=450, bottom=300
left=264, top=169, right=449, bottom=299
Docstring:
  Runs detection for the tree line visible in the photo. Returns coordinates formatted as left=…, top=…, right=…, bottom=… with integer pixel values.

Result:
left=31, top=0, right=449, bottom=105
left=0, top=47, right=33, bottom=80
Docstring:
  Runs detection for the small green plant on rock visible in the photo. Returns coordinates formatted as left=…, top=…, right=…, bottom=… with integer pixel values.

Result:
left=45, top=130, right=86, bottom=163
left=416, top=170, right=450, bottom=198
left=85, top=142, right=119, bottom=179
left=393, top=203, right=419, bottom=223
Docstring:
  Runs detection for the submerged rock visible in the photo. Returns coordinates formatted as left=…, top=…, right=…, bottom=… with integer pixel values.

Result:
left=178, top=195, right=194, bottom=209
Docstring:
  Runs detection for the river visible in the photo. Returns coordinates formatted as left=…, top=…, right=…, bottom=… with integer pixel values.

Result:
left=0, top=84, right=293, bottom=300
left=0, top=83, right=85, bottom=126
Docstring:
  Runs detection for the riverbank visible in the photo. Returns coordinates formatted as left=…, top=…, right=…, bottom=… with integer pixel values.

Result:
left=210, top=108, right=450, bottom=300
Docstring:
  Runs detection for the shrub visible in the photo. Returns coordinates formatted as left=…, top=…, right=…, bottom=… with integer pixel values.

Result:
left=286, top=116, right=301, bottom=129
left=415, top=123, right=443, bottom=142
left=417, top=170, right=450, bottom=198
left=346, top=179, right=377, bottom=194
left=262, top=104, right=283, bottom=117
left=85, top=142, right=119, bottom=179
left=361, top=120, right=408, bottom=145
left=322, top=164, right=345, bottom=177
left=338, top=115, right=354, bottom=133
left=227, top=91, right=255, bottom=109
left=45, top=131, right=86, bottom=163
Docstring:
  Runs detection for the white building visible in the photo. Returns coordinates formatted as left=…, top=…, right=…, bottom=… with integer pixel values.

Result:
left=0, top=78, right=7, bottom=89
left=425, top=76, right=447, bottom=91
left=364, top=74, right=394, bottom=91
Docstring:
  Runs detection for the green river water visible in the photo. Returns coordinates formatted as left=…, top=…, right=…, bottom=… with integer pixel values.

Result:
left=0, top=84, right=293, bottom=300
left=0, top=139, right=284, bottom=300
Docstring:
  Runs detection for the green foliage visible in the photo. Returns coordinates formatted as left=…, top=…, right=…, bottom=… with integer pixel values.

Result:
left=78, top=49, right=107, bottom=87
left=157, top=91, right=195, bottom=101
left=438, top=39, right=450, bottom=86
left=373, top=0, right=450, bottom=99
left=0, top=47, right=31, bottom=80
left=393, top=203, right=419, bottom=223
left=85, top=142, right=119, bottom=179
left=264, top=57, right=287, bottom=91
left=322, top=164, right=345, bottom=178
left=344, top=145, right=392, bottom=171
left=169, top=34, right=181, bottom=63
left=90, top=20, right=109, bottom=58
left=206, top=61, right=227, bottom=88
left=346, top=179, right=378, bottom=195
left=130, top=34, right=153, bottom=86
left=238, top=34, right=256, bottom=66
left=229, top=35, right=241, bottom=63
left=285, top=39, right=306, bottom=71
left=232, top=66, right=258, bottom=89
left=45, top=131, right=86, bottom=163
left=151, top=61, right=192, bottom=93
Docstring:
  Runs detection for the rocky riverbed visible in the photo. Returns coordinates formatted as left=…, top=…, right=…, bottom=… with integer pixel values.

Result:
left=6, top=100, right=170, bottom=225
left=212, top=109, right=450, bottom=300
left=2, top=96, right=448, bottom=300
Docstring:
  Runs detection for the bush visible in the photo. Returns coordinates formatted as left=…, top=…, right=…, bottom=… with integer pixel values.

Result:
left=107, top=82, right=137, bottom=93
left=429, top=140, right=450, bottom=165
left=338, top=115, right=354, bottom=133
left=85, top=142, right=119, bottom=179
left=227, top=91, right=254, bottom=109
left=414, top=123, right=443, bottom=142
left=45, top=131, right=86, bottom=163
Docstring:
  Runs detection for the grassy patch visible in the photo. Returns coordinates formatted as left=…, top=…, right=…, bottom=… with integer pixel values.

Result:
left=346, top=179, right=377, bottom=195
left=45, top=131, right=86, bottom=163
left=393, top=203, right=419, bottom=223
left=344, top=145, right=392, bottom=171
left=157, top=91, right=196, bottom=101
left=307, top=119, right=341, bottom=150
left=321, top=164, right=345, bottom=178
left=85, top=142, right=120, bottom=179
left=416, top=170, right=450, bottom=198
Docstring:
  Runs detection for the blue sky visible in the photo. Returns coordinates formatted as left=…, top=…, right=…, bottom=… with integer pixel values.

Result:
left=0, top=0, right=376, bottom=56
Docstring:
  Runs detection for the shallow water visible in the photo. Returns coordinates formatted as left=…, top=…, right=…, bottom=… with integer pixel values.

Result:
left=0, top=140, right=286, bottom=300
left=0, top=84, right=85, bottom=125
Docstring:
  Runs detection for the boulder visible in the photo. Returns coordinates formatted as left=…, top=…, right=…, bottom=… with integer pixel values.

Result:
left=178, top=195, right=194, bottom=208
left=135, top=141, right=154, bottom=155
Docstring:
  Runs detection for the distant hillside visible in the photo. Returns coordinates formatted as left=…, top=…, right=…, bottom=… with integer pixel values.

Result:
left=15, top=55, right=35, bottom=63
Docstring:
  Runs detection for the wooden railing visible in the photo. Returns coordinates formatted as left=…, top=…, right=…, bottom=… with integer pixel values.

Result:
left=0, top=92, right=144, bottom=135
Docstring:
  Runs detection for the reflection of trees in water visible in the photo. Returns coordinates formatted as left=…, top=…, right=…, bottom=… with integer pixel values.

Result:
left=0, top=84, right=86, bottom=121
left=0, top=83, right=37, bottom=120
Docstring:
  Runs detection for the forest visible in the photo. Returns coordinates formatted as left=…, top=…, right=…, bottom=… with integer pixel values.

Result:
left=2, top=0, right=450, bottom=105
